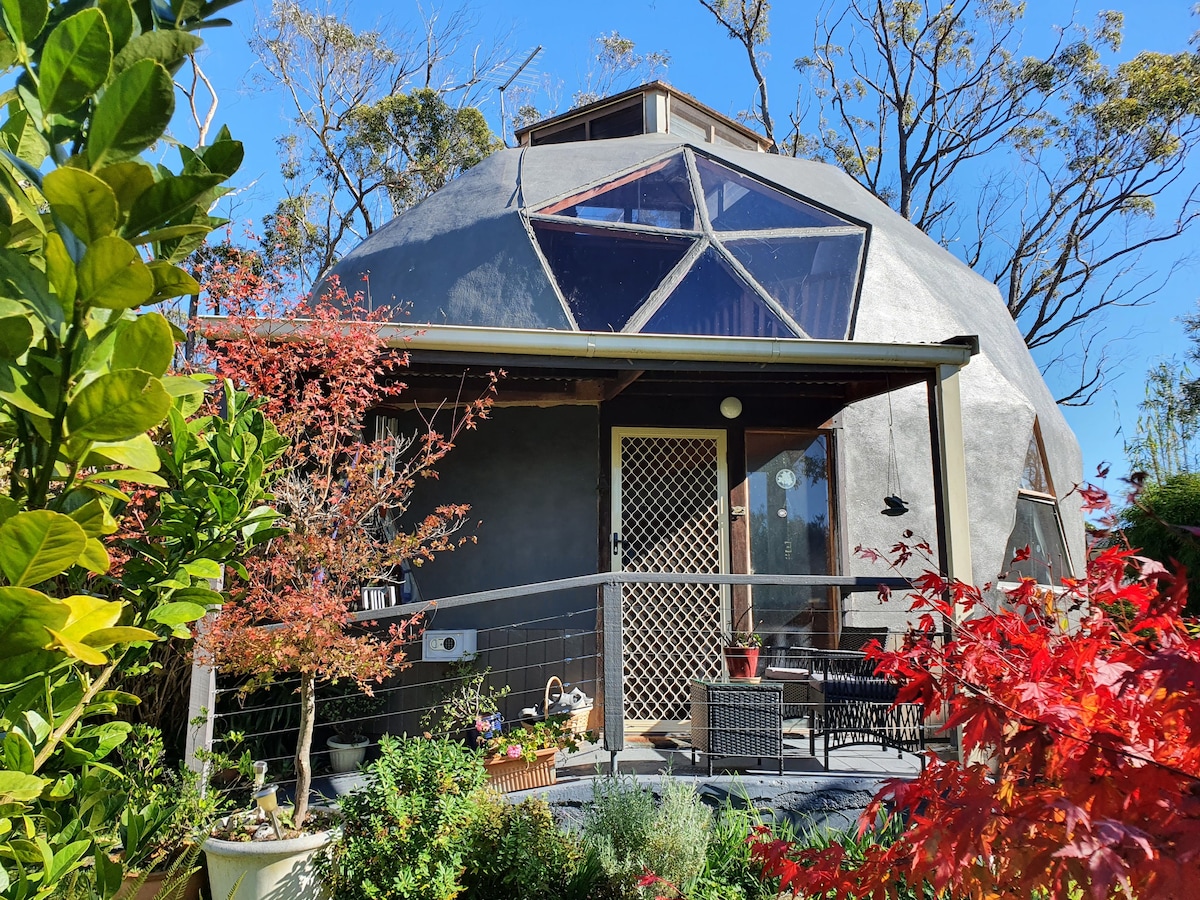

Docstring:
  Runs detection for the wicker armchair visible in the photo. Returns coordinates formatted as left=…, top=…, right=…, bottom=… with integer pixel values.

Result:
left=762, top=635, right=925, bottom=769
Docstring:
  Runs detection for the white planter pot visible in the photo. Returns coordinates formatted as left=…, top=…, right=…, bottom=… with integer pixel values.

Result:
left=203, top=829, right=335, bottom=900
left=326, top=736, right=369, bottom=773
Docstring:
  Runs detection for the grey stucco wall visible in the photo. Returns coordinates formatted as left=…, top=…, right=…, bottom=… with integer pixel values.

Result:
left=384, top=404, right=602, bottom=737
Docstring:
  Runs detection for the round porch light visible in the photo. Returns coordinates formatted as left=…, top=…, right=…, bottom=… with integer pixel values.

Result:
left=719, top=396, right=743, bottom=419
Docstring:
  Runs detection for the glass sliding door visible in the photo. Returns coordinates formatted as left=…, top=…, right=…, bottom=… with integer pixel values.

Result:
left=744, top=431, right=836, bottom=649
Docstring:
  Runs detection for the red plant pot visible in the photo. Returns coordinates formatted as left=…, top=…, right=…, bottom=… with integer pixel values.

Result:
left=723, top=646, right=760, bottom=681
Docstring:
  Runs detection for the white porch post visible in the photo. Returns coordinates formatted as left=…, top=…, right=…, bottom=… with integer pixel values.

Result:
left=928, top=362, right=973, bottom=763
left=929, top=363, right=973, bottom=589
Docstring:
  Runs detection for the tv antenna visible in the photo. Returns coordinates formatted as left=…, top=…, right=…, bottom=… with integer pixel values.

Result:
left=495, top=45, right=543, bottom=147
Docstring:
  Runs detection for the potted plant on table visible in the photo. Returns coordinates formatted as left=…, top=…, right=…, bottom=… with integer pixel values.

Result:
left=723, top=631, right=763, bottom=681
left=198, top=291, right=496, bottom=899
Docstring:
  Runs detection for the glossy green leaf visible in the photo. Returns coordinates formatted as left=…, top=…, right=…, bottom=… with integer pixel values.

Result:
left=132, top=223, right=210, bottom=245
left=0, top=495, right=17, bottom=525
left=3, top=731, right=34, bottom=774
left=146, top=260, right=199, bottom=303
left=87, top=59, right=174, bottom=168
left=0, top=0, right=47, bottom=45
left=0, top=771, right=44, bottom=803
left=0, top=511, right=87, bottom=586
left=96, top=0, right=133, bottom=54
left=162, top=374, right=205, bottom=417
left=42, top=167, right=119, bottom=244
left=47, top=840, right=90, bottom=883
left=123, top=172, right=222, bottom=237
left=147, top=600, right=205, bottom=626
left=67, top=498, right=117, bottom=538
left=77, top=235, right=154, bottom=309
left=77, top=538, right=109, bottom=574
left=182, top=558, right=222, bottom=580
left=0, top=587, right=70, bottom=660
left=46, top=627, right=106, bottom=665
left=82, top=625, right=156, bottom=649
left=112, top=29, right=200, bottom=76
left=38, top=9, right=113, bottom=116
left=0, top=107, right=49, bottom=168
left=0, top=247, right=62, bottom=330
left=0, top=360, right=53, bottom=417
left=0, top=313, right=32, bottom=358
left=85, top=433, right=159, bottom=470
left=111, top=311, right=173, bottom=375
left=65, top=368, right=170, bottom=441
left=83, top=467, right=167, bottom=487
left=96, top=160, right=154, bottom=213
left=44, top=232, right=76, bottom=315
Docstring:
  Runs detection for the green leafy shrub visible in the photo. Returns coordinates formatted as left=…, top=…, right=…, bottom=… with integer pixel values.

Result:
left=581, top=776, right=712, bottom=898
left=321, top=735, right=487, bottom=900
left=459, top=796, right=581, bottom=900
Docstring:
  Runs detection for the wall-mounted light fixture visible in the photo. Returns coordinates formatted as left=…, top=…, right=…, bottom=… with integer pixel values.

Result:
left=719, top=396, right=742, bottom=419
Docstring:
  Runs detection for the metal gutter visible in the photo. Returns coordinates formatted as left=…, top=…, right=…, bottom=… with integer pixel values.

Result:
left=199, top=318, right=977, bottom=369
left=383, top=323, right=977, bottom=369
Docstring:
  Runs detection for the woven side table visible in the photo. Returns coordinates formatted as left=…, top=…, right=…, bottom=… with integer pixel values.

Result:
left=690, top=681, right=784, bottom=775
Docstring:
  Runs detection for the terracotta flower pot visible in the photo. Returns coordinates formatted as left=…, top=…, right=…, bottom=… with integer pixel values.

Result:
left=723, top=646, right=760, bottom=681
left=482, top=746, right=557, bottom=792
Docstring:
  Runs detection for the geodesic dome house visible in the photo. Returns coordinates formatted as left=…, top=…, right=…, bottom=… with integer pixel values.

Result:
left=319, top=83, right=1083, bottom=733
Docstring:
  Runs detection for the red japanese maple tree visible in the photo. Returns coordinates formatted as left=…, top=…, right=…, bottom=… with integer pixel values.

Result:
left=199, top=267, right=496, bottom=828
left=751, top=485, right=1200, bottom=900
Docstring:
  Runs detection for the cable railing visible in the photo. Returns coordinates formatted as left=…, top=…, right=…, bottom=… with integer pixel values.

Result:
left=189, top=571, right=919, bottom=782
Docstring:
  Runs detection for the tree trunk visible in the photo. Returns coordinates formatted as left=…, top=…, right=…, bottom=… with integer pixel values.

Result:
left=294, top=672, right=316, bottom=829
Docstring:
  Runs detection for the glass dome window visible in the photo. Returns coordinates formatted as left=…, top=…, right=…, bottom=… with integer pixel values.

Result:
left=641, top=248, right=792, bottom=338
left=537, top=155, right=698, bottom=230
left=694, top=156, right=846, bottom=231
left=727, top=235, right=863, bottom=339
left=531, top=220, right=694, bottom=331
left=526, top=148, right=868, bottom=339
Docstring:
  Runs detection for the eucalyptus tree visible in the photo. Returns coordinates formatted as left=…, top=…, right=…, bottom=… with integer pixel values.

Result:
left=697, top=0, right=1200, bottom=405
left=250, top=1, right=506, bottom=287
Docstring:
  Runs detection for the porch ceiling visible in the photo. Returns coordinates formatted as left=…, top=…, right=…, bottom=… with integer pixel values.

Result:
left=381, top=359, right=933, bottom=412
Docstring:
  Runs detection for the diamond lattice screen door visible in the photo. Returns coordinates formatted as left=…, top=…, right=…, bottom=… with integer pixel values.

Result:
left=611, top=428, right=729, bottom=731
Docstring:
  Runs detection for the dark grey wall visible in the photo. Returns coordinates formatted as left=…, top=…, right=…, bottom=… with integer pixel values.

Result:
left=402, top=404, right=601, bottom=628
left=382, top=405, right=602, bottom=738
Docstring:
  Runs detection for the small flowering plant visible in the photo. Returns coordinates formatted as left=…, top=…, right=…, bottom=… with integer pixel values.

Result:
left=483, top=715, right=594, bottom=763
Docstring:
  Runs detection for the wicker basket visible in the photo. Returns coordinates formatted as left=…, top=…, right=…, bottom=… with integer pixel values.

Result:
left=483, top=746, right=557, bottom=792
left=542, top=676, right=592, bottom=736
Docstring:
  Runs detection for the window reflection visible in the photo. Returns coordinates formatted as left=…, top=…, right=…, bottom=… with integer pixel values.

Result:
left=1003, top=496, right=1071, bottom=586
left=695, top=156, right=847, bottom=231
left=745, top=432, right=834, bottom=648
left=643, top=248, right=795, bottom=338
left=531, top=221, right=694, bottom=332
left=536, top=155, right=697, bottom=230
left=728, top=235, right=862, bottom=339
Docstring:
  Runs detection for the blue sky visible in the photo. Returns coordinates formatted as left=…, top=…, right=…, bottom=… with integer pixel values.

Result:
left=189, top=0, right=1200, bottom=486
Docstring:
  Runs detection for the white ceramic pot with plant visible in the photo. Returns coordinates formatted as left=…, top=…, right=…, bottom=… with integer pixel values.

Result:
left=321, top=686, right=382, bottom=773
left=203, top=828, right=336, bottom=900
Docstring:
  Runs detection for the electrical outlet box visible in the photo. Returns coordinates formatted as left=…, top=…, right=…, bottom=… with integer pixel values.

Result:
left=422, top=629, right=476, bottom=661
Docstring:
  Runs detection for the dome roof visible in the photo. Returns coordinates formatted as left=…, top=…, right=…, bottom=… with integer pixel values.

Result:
left=323, top=136, right=1019, bottom=357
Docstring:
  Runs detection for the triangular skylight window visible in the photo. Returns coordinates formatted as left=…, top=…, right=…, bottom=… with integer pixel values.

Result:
left=531, top=220, right=694, bottom=331
left=537, top=155, right=698, bottom=230
left=641, top=248, right=794, bottom=338
left=526, top=148, right=868, bottom=338
left=695, top=156, right=846, bottom=231
left=727, top=235, right=863, bottom=339
left=1020, top=427, right=1052, bottom=494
